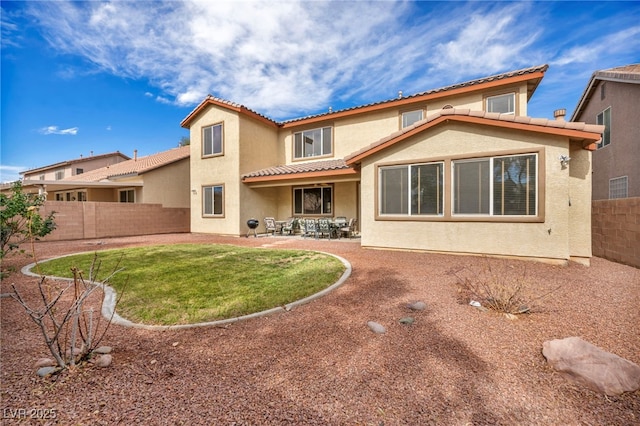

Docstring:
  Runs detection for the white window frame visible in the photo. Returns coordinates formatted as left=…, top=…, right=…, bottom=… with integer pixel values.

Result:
left=609, top=176, right=628, bottom=199
left=202, top=123, right=223, bottom=157
left=203, top=184, right=224, bottom=216
left=378, top=162, right=444, bottom=216
left=293, top=127, right=332, bottom=159
left=486, top=93, right=515, bottom=115
left=401, top=110, right=423, bottom=128
left=596, top=107, right=611, bottom=148
left=452, top=153, right=537, bottom=217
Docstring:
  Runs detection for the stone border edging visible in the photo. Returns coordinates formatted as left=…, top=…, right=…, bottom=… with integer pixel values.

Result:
left=21, top=249, right=352, bottom=331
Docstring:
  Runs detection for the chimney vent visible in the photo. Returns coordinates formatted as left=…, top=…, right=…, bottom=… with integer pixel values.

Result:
left=398, top=91, right=403, bottom=99
left=554, top=108, right=566, bottom=121
left=134, top=149, right=138, bottom=161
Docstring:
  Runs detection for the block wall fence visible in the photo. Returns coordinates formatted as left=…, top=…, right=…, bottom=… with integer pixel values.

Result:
left=592, top=197, right=640, bottom=269
left=39, top=201, right=189, bottom=241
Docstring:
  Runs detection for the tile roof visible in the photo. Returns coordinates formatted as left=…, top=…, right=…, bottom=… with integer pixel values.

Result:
left=62, top=146, right=190, bottom=182
left=242, top=159, right=352, bottom=180
left=281, top=64, right=549, bottom=125
left=345, top=108, right=604, bottom=165
left=21, top=151, right=130, bottom=175
left=571, top=63, right=640, bottom=121
left=181, top=65, right=548, bottom=129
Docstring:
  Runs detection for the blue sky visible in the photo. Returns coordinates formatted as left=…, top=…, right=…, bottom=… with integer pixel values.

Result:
left=1, top=1, right=639, bottom=182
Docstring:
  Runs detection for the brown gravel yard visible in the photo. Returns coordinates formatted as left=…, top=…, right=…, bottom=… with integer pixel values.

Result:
left=1, top=233, right=639, bottom=425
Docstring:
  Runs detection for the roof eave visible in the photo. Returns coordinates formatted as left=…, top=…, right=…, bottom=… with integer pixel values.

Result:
left=242, top=167, right=358, bottom=184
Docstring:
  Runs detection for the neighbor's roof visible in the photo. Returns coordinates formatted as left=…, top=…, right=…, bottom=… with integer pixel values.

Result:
left=63, top=146, right=190, bottom=182
left=20, top=151, right=130, bottom=175
left=345, top=108, right=605, bottom=165
left=571, top=64, right=640, bottom=121
left=181, top=65, right=549, bottom=129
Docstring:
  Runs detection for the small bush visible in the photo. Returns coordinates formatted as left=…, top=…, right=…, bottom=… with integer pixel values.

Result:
left=451, top=258, right=559, bottom=315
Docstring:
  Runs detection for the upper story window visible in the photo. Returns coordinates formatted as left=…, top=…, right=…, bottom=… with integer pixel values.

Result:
left=202, top=123, right=223, bottom=157
left=39, top=174, right=45, bottom=180
left=486, top=93, right=515, bottom=115
left=401, top=110, right=423, bottom=128
left=379, top=162, right=443, bottom=215
left=76, top=168, right=84, bottom=175
left=596, top=107, right=611, bottom=148
left=294, top=127, right=332, bottom=159
left=55, top=170, right=65, bottom=180
left=453, top=153, right=537, bottom=216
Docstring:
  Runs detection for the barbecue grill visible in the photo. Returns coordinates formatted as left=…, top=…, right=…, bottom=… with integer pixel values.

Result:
left=246, top=218, right=259, bottom=237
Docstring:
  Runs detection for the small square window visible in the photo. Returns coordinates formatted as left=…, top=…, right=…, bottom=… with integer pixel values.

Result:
left=609, top=176, right=628, bottom=199
left=401, top=110, right=423, bottom=128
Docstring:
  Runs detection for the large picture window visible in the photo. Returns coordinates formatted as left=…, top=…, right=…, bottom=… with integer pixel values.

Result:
left=379, top=162, right=444, bottom=216
left=596, top=107, right=611, bottom=148
left=453, top=154, right=537, bottom=216
left=294, top=127, right=332, bottom=159
left=203, top=123, right=223, bottom=157
left=486, top=93, right=515, bottom=114
left=203, top=185, right=224, bottom=216
left=293, top=186, right=332, bottom=215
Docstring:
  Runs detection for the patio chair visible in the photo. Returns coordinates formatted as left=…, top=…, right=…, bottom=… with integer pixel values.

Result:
left=302, top=218, right=318, bottom=239
left=340, top=218, right=357, bottom=239
left=264, top=217, right=278, bottom=236
left=281, top=217, right=296, bottom=235
left=334, top=216, right=348, bottom=229
left=317, top=218, right=333, bottom=239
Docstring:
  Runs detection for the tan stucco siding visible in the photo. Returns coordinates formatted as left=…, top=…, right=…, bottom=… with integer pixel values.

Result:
left=358, top=122, right=584, bottom=261
left=568, top=142, right=592, bottom=262
left=189, top=106, right=242, bottom=234
left=139, top=159, right=190, bottom=208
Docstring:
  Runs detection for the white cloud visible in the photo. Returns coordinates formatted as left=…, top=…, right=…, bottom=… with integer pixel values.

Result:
left=39, top=126, right=79, bottom=135
left=552, top=26, right=640, bottom=66
left=21, top=1, right=640, bottom=120
left=0, top=165, right=26, bottom=183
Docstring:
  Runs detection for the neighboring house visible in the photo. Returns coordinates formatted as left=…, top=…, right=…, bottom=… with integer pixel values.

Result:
left=21, top=151, right=130, bottom=182
left=12, top=146, right=190, bottom=208
left=181, top=65, right=603, bottom=264
left=571, top=64, right=640, bottom=200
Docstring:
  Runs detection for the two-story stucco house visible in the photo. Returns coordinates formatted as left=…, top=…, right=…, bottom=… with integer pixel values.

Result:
left=181, top=65, right=603, bottom=265
left=571, top=64, right=640, bottom=200
left=21, top=151, right=130, bottom=182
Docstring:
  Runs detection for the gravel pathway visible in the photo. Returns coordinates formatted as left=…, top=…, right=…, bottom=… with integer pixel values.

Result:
left=1, top=233, right=639, bottom=425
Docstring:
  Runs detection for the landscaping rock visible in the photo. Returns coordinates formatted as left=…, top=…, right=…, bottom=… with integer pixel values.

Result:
left=542, top=336, right=640, bottom=396
left=367, top=321, right=386, bottom=334
left=37, top=366, right=57, bottom=377
left=95, top=354, right=113, bottom=368
left=407, top=301, right=426, bottom=311
left=34, top=358, right=56, bottom=368
left=93, top=346, right=112, bottom=354
left=399, top=317, right=415, bottom=325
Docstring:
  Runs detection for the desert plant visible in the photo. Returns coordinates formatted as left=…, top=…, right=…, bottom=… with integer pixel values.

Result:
left=11, top=253, right=125, bottom=370
left=452, top=257, right=561, bottom=315
left=1, top=181, right=56, bottom=260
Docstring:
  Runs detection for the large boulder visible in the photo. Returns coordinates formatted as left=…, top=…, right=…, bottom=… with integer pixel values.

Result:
left=542, top=336, right=640, bottom=396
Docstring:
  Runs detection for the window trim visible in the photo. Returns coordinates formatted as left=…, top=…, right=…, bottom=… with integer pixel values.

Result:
left=609, top=176, right=628, bottom=199
left=292, top=185, right=334, bottom=216
left=484, top=91, right=517, bottom=115
left=378, top=161, right=444, bottom=217
left=374, top=148, right=545, bottom=223
left=596, top=107, right=611, bottom=149
left=202, top=184, right=225, bottom=218
left=400, top=108, right=425, bottom=129
left=118, top=188, right=135, bottom=203
left=201, top=122, right=224, bottom=158
left=292, top=126, right=334, bottom=161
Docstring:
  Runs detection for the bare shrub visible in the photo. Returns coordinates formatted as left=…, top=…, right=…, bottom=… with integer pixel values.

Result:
left=451, top=257, right=561, bottom=315
left=11, top=253, right=125, bottom=370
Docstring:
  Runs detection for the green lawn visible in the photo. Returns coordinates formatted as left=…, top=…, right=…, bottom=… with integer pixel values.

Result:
left=36, top=244, right=345, bottom=325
